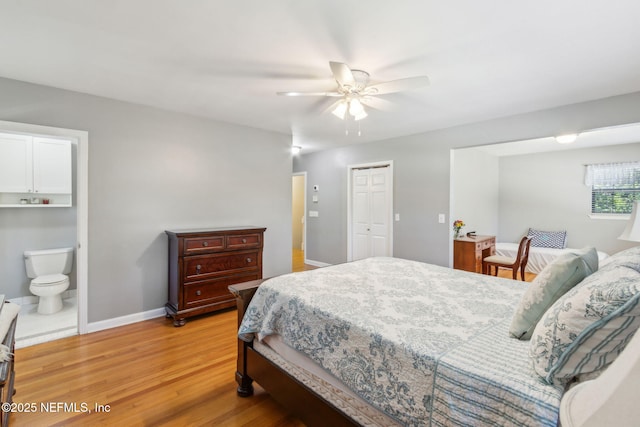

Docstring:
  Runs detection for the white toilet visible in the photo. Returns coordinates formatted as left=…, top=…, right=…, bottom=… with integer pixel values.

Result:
left=24, top=247, right=74, bottom=315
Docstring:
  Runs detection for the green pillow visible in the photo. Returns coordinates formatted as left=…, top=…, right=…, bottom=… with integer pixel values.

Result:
left=509, top=249, right=595, bottom=340
left=569, top=246, right=599, bottom=274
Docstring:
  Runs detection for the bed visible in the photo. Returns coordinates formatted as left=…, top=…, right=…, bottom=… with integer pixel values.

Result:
left=495, top=242, right=609, bottom=274
left=231, top=250, right=640, bottom=426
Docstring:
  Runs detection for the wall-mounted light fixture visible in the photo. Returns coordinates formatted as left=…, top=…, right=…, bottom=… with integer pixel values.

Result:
left=291, top=146, right=302, bottom=155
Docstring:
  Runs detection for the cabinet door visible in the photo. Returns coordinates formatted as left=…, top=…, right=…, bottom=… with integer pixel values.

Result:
left=0, top=133, right=33, bottom=193
left=32, top=137, right=72, bottom=194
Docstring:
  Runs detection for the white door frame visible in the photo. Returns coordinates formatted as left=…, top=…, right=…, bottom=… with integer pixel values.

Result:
left=347, top=160, right=393, bottom=261
left=292, top=171, right=307, bottom=258
left=0, top=120, right=88, bottom=334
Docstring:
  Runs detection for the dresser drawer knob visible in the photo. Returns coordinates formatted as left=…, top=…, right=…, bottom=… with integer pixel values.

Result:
left=196, top=264, right=201, bottom=272
left=242, top=238, right=247, bottom=243
left=196, top=290, right=202, bottom=296
left=203, top=241, right=208, bottom=247
left=246, top=257, right=252, bottom=263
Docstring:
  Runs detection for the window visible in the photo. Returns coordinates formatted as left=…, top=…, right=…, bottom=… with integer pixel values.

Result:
left=585, top=161, right=640, bottom=215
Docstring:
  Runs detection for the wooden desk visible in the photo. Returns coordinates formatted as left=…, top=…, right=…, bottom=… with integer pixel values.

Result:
left=453, top=235, right=496, bottom=273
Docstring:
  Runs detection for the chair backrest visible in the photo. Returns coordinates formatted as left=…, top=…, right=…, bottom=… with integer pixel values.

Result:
left=519, top=237, right=533, bottom=271
left=512, top=236, right=531, bottom=268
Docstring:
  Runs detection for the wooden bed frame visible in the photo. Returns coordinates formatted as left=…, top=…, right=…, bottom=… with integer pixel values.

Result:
left=229, top=280, right=360, bottom=427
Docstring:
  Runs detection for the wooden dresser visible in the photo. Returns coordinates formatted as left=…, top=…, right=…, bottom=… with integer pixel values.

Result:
left=165, top=226, right=266, bottom=327
left=453, top=235, right=496, bottom=273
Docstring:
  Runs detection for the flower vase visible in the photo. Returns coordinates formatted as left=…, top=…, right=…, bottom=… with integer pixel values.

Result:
left=454, top=229, right=460, bottom=239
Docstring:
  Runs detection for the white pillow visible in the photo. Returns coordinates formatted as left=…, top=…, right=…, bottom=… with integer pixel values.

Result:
left=529, top=264, right=640, bottom=385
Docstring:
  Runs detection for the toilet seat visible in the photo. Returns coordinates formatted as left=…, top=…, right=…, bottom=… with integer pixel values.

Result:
left=31, top=274, right=69, bottom=286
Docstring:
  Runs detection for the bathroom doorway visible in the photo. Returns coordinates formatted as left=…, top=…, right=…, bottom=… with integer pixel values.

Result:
left=0, top=120, right=88, bottom=347
left=292, top=172, right=306, bottom=271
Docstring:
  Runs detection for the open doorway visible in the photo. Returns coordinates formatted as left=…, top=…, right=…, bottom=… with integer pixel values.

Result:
left=292, top=172, right=307, bottom=272
left=0, top=120, right=88, bottom=348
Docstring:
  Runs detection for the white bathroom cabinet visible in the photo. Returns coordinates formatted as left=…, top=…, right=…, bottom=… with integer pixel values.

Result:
left=0, top=133, right=72, bottom=207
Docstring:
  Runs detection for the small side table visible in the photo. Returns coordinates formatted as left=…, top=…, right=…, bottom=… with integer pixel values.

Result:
left=453, top=235, right=496, bottom=273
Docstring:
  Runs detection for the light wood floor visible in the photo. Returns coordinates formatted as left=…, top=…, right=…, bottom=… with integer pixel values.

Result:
left=292, top=249, right=316, bottom=272
left=9, top=254, right=532, bottom=426
left=11, top=309, right=302, bottom=426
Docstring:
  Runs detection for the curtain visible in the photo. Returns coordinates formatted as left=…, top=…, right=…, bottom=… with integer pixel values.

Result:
left=584, top=161, right=640, bottom=188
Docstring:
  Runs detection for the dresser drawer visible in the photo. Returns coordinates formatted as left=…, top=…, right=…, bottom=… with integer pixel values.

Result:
left=481, top=238, right=495, bottom=249
left=183, top=236, right=225, bottom=254
left=183, top=273, right=260, bottom=307
left=183, top=251, right=259, bottom=282
left=226, top=233, right=262, bottom=250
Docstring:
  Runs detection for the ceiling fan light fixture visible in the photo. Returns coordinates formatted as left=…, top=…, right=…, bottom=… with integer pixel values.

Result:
left=349, top=99, right=365, bottom=116
left=353, top=109, right=368, bottom=121
left=555, top=133, right=579, bottom=144
left=332, top=101, right=348, bottom=119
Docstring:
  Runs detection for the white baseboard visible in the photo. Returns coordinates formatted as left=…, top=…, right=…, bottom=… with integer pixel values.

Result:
left=304, top=259, right=332, bottom=268
left=87, top=307, right=166, bottom=333
left=9, top=289, right=78, bottom=306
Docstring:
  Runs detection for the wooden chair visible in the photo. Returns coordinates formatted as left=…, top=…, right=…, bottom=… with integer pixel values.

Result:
left=482, top=236, right=532, bottom=280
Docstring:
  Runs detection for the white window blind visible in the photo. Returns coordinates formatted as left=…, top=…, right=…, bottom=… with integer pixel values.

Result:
left=585, top=161, right=640, bottom=215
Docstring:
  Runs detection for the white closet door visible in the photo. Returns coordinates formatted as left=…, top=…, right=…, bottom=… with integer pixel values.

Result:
left=351, top=166, right=391, bottom=260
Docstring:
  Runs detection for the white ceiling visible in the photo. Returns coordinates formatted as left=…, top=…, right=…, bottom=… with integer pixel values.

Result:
left=2, top=1, right=640, bottom=152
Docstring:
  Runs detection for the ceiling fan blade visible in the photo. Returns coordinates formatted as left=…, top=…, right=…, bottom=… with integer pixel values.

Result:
left=329, top=61, right=355, bottom=88
left=360, top=96, right=394, bottom=112
left=365, top=76, right=430, bottom=95
left=277, top=91, right=342, bottom=97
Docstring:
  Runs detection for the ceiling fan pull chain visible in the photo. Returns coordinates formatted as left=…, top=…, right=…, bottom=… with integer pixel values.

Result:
left=358, top=120, right=362, bottom=137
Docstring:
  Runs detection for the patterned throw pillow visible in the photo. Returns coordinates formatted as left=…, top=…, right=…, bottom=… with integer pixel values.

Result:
left=509, top=249, right=596, bottom=340
left=527, top=228, right=567, bottom=249
left=529, top=261, right=640, bottom=385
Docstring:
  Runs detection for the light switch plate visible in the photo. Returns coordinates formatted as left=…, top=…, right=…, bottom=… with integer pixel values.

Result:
left=438, top=214, right=445, bottom=223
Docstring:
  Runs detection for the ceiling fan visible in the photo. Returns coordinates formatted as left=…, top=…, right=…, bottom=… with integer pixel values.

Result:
left=277, top=61, right=430, bottom=121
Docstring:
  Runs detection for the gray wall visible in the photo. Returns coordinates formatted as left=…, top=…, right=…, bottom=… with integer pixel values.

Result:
left=294, top=91, right=640, bottom=267
left=0, top=77, right=293, bottom=322
left=452, top=149, right=500, bottom=237
left=498, top=142, right=640, bottom=254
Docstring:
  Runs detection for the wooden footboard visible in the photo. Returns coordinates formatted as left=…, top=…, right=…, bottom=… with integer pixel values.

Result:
left=228, top=279, right=359, bottom=427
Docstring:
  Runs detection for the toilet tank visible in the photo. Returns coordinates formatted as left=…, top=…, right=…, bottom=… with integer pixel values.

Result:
left=24, top=247, right=74, bottom=278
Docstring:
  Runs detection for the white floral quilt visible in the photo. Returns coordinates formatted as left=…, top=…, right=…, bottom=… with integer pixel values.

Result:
left=238, top=257, right=564, bottom=426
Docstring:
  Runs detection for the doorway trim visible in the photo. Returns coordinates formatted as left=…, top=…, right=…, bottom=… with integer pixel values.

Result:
left=292, top=171, right=307, bottom=263
left=0, top=120, right=88, bottom=334
left=347, top=160, right=394, bottom=261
